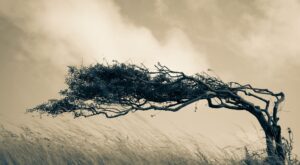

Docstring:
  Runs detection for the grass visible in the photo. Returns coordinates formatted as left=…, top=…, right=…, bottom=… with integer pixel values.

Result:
left=0, top=124, right=298, bottom=165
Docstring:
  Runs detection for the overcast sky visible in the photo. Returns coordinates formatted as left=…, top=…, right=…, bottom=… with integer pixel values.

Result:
left=0, top=0, right=299, bottom=155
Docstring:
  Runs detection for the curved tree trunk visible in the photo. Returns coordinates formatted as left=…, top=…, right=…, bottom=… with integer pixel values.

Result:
left=265, top=125, right=285, bottom=164
left=250, top=110, right=285, bottom=164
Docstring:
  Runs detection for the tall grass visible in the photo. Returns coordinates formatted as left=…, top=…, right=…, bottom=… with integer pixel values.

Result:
left=2, top=124, right=297, bottom=165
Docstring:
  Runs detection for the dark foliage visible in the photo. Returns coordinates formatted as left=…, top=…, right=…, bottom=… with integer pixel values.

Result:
left=29, top=62, right=230, bottom=117
left=28, top=61, right=287, bottom=163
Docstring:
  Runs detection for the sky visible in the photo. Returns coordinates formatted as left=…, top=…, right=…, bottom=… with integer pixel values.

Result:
left=0, top=0, right=300, bottom=156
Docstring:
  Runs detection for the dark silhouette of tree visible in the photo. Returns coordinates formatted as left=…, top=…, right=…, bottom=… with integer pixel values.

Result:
left=28, top=61, right=286, bottom=163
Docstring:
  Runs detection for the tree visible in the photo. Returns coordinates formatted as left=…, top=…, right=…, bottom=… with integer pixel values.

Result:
left=28, top=61, right=286, bottom=163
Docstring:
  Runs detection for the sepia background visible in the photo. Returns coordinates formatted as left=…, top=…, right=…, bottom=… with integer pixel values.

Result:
left=0, top=0, right=299, bottom=158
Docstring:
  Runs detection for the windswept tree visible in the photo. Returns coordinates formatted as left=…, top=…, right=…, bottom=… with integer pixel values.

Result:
left=29, top=61, right=287, bottom=162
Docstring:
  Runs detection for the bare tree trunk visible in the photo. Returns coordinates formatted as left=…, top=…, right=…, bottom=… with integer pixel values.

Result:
left=249, top=110, right=285, bottom=164
left=274, top=125, right=285, bottom=161
left=264, top=125, right=285, bottom=164
left=265, top=132, right=275, bottom=158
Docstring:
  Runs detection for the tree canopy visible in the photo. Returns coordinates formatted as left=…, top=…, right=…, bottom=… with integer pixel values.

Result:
left=28, top=62, right=283, bottom=122
left=28, top=61, right=286, bottom=161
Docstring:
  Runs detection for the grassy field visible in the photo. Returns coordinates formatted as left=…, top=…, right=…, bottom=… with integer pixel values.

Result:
left=1, top=123, right=298, bottom=165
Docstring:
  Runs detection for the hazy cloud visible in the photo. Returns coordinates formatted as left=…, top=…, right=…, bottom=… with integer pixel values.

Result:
left=0, top=0, right=208, bottom=73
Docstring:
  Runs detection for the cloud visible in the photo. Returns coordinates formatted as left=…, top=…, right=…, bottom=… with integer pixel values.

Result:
left=240, top=0, right=300, bottom=67
left=113, top=0, right=300, bottom=79
left=0, top=0, right=208, bottom=75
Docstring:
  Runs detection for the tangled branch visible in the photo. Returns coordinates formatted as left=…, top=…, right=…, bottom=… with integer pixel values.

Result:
left=28, top=61, right=284, bottom=123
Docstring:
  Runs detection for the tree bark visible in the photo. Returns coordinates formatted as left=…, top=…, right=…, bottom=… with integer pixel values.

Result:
left=248, top=109, right=285, bottom=164
left=274, top=125, right=285, bottom=161
left=265, top=132, right=275, bottom=158
left=264, top=125, right=285, bottom=164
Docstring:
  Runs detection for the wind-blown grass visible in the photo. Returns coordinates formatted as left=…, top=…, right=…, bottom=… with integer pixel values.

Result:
left=0, top=124, right=298, bottom=165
